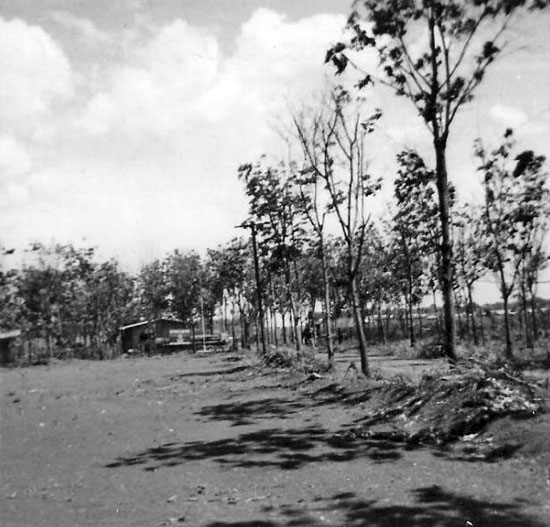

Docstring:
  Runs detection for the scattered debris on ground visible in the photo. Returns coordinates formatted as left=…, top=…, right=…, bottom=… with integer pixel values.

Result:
left=4, top=351, right=550, bottom=526
left=260, top=348, right=330, bottom=375
left=232, top=349, right=549, bottom=463
left=346, top=359, right=548, bottom=459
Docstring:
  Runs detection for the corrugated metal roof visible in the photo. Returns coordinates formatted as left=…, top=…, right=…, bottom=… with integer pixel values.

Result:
left=120, top=320, right=149, bottom=331
left=119, top=317, right=184, bottom=331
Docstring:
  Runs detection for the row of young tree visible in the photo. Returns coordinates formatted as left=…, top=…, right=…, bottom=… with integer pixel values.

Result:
left=1, top=136, right=547, bottom=361
left=0, top=245, right=213, bottom=359
left=316, top=0, right=549, bottom=371
left=189, top=0, right=550, bottom=376
left=0, top=244, right=136, bottom=359
left=1, top=1, right=548, bottom=372
left=232, top=120, right=549, bottom=374
left=1, top=129, right=548, bottom=363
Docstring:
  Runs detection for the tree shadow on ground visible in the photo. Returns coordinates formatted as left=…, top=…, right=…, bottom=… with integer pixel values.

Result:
left=187, top=377, right=369, bottom=426
left=196, top=397, right=312, bottom=426
left=105, top=426, right=403, bottom=471
left=306, top=380, right=408, bottom=408
left=307, top=382, right=373, bottom=406
left=204, top=486, right=547, bottom=527
left=167, top=365, right=250, bottom=379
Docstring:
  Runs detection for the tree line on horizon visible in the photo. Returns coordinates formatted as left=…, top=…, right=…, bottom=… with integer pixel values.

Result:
left=1, top=0, right=549, bottom=372
left=1, top=120, right=548, bottom=367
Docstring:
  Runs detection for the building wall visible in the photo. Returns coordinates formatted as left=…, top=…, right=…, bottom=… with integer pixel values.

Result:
left=0, top=338, right=17, bottom=365
left=154, top=320, right=187, bottom=338
left=121, top=324, right=150, bottom=353
left=121, top=320, right=187, bottom=353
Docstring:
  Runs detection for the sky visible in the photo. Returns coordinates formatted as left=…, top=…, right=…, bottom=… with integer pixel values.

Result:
left=0, top=1, right=549, bottom=300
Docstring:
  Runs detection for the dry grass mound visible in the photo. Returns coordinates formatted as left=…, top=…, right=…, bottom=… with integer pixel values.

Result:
left=261, top=347, right=330, bottom=375
left=355, top=360, right=547, bottom=448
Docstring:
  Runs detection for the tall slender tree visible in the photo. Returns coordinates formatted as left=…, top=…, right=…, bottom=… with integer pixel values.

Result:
left=292, top=89, right=381, bottom=376
left=476, top=129, right=549, bottom=358
left=326, top=0, right=548, bottom=360
left=391, top=150, right=440, bottom=347
left=292, top=102, right=340, bottom=364
left=454, top=205, right=488, bottom=345
left=239, top=158, right=308, bottom=352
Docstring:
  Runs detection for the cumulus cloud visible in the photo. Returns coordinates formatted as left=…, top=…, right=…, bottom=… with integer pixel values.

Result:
left=197, top=10, right=346, bottom=119
left=49, top=10, right=349, bottom=263
left=0, top=16, right=76, bottom=222
left=1, top=182, right=29, bottom=207
left=79, top=10, right=346, bottom=141
left=489, top=104, right=528, bottom=127
left=231, top=10, right=345, bottom=91
left=0, top=135, right=32, bottom=179
left=79, top=19, right=220, bottom=136
left=50, top=11, right=112, bottom=46
left=9, top=7, right=545, bottom=269
left=0, top=17, right=74, bottom=131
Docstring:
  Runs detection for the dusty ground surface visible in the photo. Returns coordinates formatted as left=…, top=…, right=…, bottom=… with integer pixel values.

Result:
left=1, top=351, right=550, bottom=527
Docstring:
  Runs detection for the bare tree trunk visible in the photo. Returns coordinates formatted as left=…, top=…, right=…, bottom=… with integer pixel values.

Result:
left=403, top=305, right=409, bottom=340
left=407, top=297, right=415, bottom=347
left=47, top=331, right=53, bottom=361
left=320, top=237, right=334, bottom=365
left=254, top=317, right=259, bottom=351
left=231, top=302, right=237, bottom=351
left=520, top=281, right=533, bottom=349
left=529, top=290, right=539, bottom=344
left=272, top=307, right=279, bottom=348
left=294, top=314, right=302, bottom=352
left=407, top=290, right=415, bottom=347
left=495, top=259, right=514, bottom=359
left=401, top=236, right=416, bottom=347
left=238, top=296, right=250, bottom=349
left=239, top=315, right=245, bottom=349
left=250, top=224, right=266, bottom=356
left=377, top=303, right=386, bottom=344
left=434, top=140, right=457, bottom=361
left=265, top=307, right=272, bottom=346
left=454, top=290, right=464, bottom=341
left=466, top=285, right=479, bottom=346
left=416, top=305, right=423, bottom=341
left=284, top=262, right=301, bottom=353
left=350, top=276, right=369, bottom=376
left=222, top=296, right=227, bottom=333
left=432, top=289, right=441, bottom=340
left=365, top=310, right=371, bottom=343
left=502, top=292, right=513, bottom=359
left=269, top=281, right=279, bottom=349
left=243, top=317, right=250, bottom=350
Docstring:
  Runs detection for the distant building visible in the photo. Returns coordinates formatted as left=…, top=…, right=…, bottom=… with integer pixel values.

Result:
left=120, top=318, right=187, bottom=354
left=0, top=329, right=22, bottom=365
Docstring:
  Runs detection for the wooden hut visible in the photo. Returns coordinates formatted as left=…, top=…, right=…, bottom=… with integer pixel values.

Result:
left=120, top=318, right=187, bottom=354
left=0, top=329, right=22, bottom=365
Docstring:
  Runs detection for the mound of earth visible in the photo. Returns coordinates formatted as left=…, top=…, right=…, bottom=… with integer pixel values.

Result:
left=345, top=361, right=548, bottom=458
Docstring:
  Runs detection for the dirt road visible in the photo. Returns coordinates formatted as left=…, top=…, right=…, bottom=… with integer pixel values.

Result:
left=1, top=352, right=549, bottom=526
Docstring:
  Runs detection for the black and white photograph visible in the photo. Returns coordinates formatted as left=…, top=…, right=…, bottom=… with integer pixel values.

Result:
left=1, top=1, right=550, bottom=525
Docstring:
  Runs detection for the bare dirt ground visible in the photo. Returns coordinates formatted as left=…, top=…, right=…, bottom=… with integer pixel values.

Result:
left=1, top=351, right=549, bottom=527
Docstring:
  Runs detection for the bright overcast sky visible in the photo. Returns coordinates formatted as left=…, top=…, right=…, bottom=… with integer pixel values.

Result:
left=1, top=0, right=549, bottom=293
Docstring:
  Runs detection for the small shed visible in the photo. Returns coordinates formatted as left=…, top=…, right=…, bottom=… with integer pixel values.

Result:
left=120, top=318, right=187, bottom=354
left=0, top=329, right=22, bottom=365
